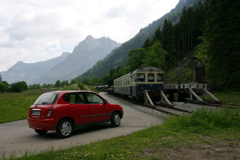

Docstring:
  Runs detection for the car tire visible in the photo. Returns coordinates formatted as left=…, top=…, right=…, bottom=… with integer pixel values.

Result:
left=56, top=119, right=73, bottom=138
left=111, top=112, right=121, bottom=127
left=35, top=129, right=48, bottom=135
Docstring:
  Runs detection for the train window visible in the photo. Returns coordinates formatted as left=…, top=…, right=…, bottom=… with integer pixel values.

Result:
left=148, top=73, right=155, bottom=82
left=136, top=73, right=145, bottom=82
left=115, top=80, right=122, bottom=87
left=157, top=73, right=163, bottom=82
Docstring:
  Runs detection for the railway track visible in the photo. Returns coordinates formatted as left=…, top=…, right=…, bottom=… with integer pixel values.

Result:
left=190, top=100, right=239, bottom=109
left=154, top=105, right=192, bottom=116
left=189, top=100, right=222, bottom=106
left=107, top=92, right=239, bottom=117
left=109, top=93, right=193, bottom=116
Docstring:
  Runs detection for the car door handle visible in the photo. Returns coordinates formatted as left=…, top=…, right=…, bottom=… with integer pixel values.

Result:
left=91, top=106, right=95, bottom=108
left=70, top=106, right=75, bottom=108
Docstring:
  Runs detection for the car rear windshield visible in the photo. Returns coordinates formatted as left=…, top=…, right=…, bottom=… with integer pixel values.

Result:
left=33, top=92, right=58, bottom=105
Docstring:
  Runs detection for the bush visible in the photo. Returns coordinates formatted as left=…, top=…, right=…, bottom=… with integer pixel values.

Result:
left=78, top=82, right=88, bottom=90
left=10, top=81, right=28, bottom=92
left=0, top=82, right=8, bottom=92
left=60, top=84, right=79, bottom=90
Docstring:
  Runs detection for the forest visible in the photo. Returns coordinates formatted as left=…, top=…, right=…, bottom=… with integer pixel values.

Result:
left=89, top=0, right=239, bottom=90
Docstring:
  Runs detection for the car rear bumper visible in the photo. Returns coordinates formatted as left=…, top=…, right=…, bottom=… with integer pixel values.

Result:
left=28, top=118, right=56, bottom=131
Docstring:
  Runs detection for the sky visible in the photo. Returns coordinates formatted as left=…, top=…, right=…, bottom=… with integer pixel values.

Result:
left=0, top=0, right=179, bottom=72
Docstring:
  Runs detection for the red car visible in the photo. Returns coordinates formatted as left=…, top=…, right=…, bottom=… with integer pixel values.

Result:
left=28, top=90, right=123, bottom=138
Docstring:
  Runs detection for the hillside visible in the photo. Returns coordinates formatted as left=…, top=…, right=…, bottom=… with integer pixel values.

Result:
left=75, top=0, right=200, bottom=81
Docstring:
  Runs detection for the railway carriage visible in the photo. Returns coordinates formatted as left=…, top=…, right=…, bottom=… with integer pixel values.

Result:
left=114, top=67, right=164, bottom=101
left=114, top=72, right=132, bottom=96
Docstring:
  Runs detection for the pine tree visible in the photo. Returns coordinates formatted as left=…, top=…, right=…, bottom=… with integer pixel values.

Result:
left=162, top=19, right=176, bottom=69
left=205, top=0, right=240, bottom=88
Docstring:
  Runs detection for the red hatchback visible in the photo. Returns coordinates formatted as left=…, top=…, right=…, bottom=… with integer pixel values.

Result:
left=28, top=90, right=123, bottom=138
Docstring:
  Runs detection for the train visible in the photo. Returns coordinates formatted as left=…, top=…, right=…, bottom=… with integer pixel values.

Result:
left=102, top=57, right=219, bottom=106
left=111, top=67, right=164, bottom=102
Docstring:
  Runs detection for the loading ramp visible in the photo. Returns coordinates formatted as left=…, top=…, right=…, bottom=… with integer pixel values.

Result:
left=143, top=90, right=173, bottom=108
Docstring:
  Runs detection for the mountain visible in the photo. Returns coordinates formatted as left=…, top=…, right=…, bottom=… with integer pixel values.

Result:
left=39, top=36, right=120, bottom=84
left=76, top=0, right=201, bottom=81
left=2, top=52, right=69, bottom=84
left=2, top=36, right=120, bottom=84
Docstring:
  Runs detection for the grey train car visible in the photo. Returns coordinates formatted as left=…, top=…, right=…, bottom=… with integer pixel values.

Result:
left=114, top=67, right=164, bottom=101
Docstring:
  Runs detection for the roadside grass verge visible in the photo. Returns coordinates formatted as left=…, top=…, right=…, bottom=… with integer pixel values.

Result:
left=2, top=108, right=240, bottom=160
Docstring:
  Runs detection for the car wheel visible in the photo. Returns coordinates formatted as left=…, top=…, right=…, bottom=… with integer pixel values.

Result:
left=111, top=112, right=121, bottom=127
left=35, top=129, right=48, bottom=135
left=56, top=119, right=73, bottom=138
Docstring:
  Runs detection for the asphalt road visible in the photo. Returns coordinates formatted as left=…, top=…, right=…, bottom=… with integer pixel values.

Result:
left=0, top=92, right=164, bottom=158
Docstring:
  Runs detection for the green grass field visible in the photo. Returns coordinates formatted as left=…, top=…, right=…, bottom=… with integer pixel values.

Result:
left=0, top=89, right=55, bottom=123
left=213, top=91, right=240, bottom=105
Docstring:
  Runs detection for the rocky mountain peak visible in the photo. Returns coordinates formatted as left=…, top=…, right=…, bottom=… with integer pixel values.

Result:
left=86, top=35, right=94, bottom=40
left=38, top=35, right=121, bottom=84
left=61, top=52, right=70, bottom=57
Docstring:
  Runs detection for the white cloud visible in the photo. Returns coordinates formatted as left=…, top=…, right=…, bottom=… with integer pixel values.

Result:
left=0, top=0, right=178, bottom=72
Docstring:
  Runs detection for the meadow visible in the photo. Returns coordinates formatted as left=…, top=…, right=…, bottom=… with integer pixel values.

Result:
left=213, top=91, right=240, bottom=105
left=0, top=89, right=55, bottom=123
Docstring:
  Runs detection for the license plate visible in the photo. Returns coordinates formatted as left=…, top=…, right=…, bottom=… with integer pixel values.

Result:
left=32, top=109, right=41, bottom=116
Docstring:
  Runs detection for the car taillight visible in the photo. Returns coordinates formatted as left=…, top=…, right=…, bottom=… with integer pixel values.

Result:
left=46, top=106, right=54, bottom=117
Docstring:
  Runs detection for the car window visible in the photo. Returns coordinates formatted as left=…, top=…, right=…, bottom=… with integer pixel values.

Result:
left=85, top=93, right=104, bottom=104
left=63, top=93, right=87, bottom=104
left=34, top=92, right=58, bottom=105
left=74, top=93, right=86, bottom=104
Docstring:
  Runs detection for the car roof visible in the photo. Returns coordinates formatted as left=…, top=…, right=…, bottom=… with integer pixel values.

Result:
left=46, top=90, right=94, bottom=95
left=56, top=90, right=92, bottom=93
